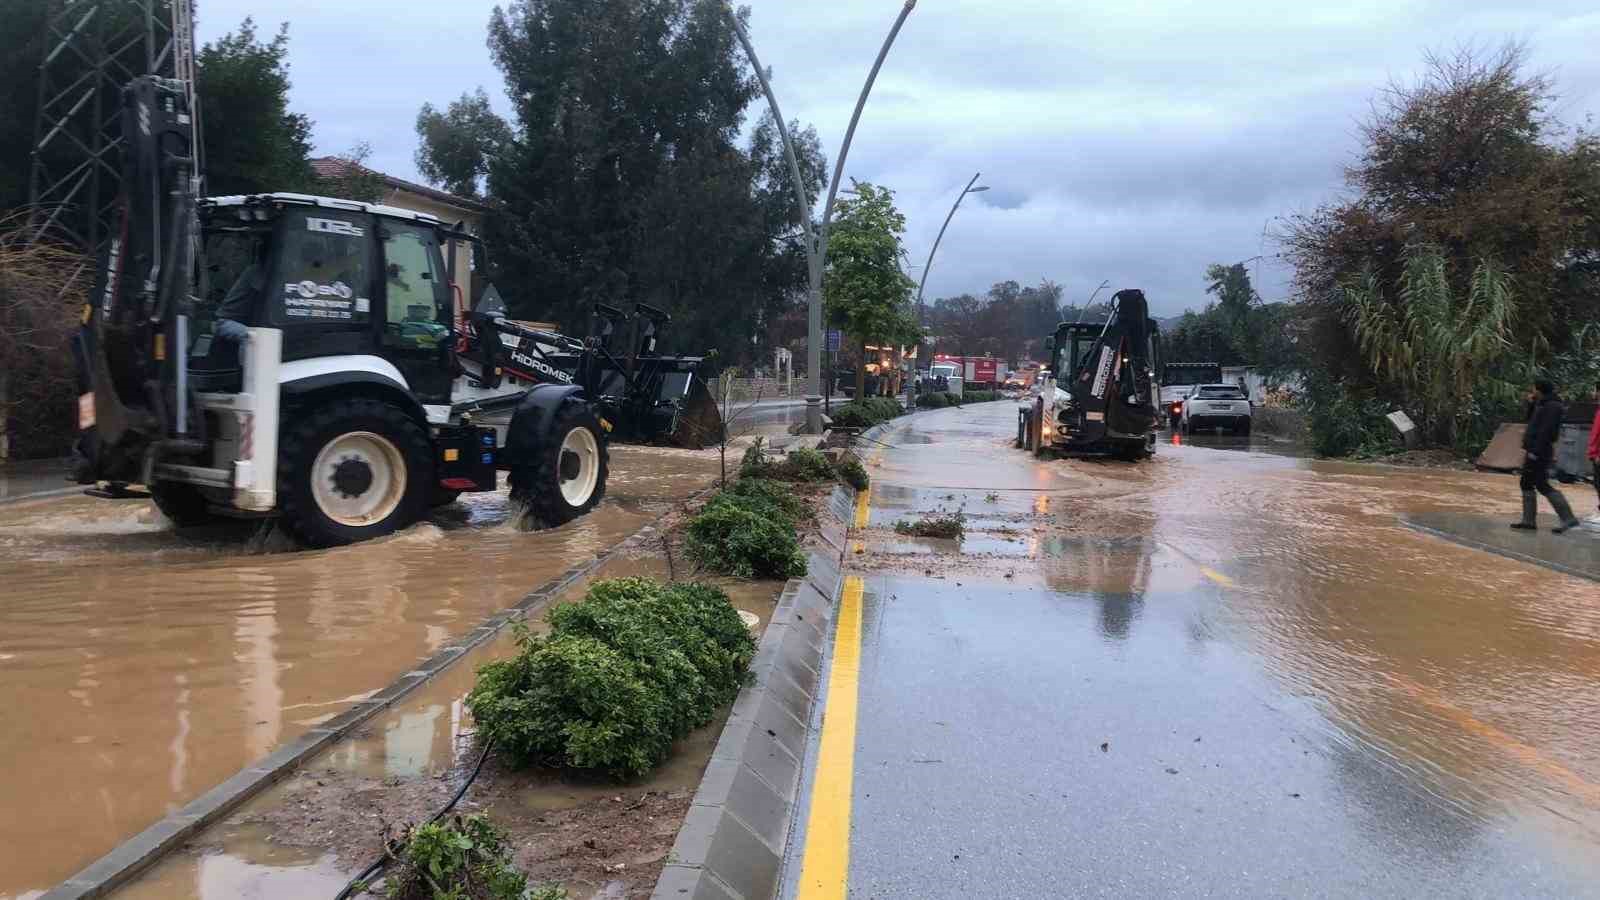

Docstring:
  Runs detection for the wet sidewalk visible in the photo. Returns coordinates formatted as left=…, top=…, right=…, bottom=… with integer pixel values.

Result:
left=1405, top=511, right=1600, bottom=583
left=0, top=457, right=75, bottom=502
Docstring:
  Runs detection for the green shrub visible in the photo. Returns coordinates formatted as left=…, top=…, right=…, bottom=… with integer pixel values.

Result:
left=549, top=578, right=755, bottom=730
left=469, top=631, right=671, bottom=778
left=727, top=477, right=810, bottom=525
left=739, top=437, right=768, bottom=478
left=837, top=457, right=869, bottom=491
left=916, top=391, right=949, bottom=409
left=382, top=815, right=556, bottom=900
left=863, top=396, right=904, bottom=420
left=467, top=579, right=757, bottom=780
left=826, top=403, right=877, bottom=429
left=782, top=447, right=835, bottom=481
left=685, top=499, right=808, bottom=579
left=1297, top=373, right=1398, bottom=458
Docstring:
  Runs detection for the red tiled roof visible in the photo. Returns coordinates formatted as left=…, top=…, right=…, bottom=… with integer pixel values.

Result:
left=310, top=157, right=488, bottom=213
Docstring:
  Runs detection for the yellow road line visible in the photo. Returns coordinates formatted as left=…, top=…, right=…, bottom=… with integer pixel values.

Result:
left=1199, top=566, right=1237, bottom=588
left=797, top=574, right=865, bottom=900
left=1386, top=672, right=1600, bottom=807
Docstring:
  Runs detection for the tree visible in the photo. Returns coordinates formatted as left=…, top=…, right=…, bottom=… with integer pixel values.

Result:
left=312, top=143, right=388, bottom=204
left=415, top=88, right=512, bottom=198
left=932, top=293, right=986, bottom=357
left=823, top=181, right=919, bottom=396
left=481, top=0, right=824, bottom=364
left=1204, top=262, right=1260, bottom=356
left=1345, top=243, right=1516, bottom=445
left=196, top=19, right=315, bottom=197
left=1280, top=41, right=1600, bottom=453
left=924, top=279, right=1064, bottom=365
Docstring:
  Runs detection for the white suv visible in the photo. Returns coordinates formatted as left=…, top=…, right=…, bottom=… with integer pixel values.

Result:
left=1180, top=384, right=1252, bottom=435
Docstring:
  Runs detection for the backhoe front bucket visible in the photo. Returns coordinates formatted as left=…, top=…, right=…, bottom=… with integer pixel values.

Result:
left=666, top=374, right=724, bottom=449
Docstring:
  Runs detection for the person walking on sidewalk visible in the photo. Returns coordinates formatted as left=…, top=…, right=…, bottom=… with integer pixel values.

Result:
left=1587, top=381, right=1600, bottom=525
left=1512, top=379, right=1581, bottom=533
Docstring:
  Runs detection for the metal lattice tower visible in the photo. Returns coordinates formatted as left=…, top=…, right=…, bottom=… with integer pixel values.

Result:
left=26, top=0, right=198, bottom=252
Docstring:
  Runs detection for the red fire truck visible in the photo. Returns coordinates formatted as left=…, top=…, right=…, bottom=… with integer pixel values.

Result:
left=932, top=354, right=1002, bottom=389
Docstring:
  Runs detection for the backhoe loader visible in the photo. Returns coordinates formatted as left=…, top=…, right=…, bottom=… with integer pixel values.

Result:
left=1017, top=289, right=1162, bottom=460
left=72, top=76, right=610, bottom=546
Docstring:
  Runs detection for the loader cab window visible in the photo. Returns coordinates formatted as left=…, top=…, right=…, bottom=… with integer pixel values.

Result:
left=381, top=223, right=450, bottom=351
left=194, top=225, right=270, bottom=344
left=275, top=211, right=373, bottom=327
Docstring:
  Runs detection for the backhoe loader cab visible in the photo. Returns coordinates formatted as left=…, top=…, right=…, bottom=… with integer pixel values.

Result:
left=77, top=187, right=610, bottom=547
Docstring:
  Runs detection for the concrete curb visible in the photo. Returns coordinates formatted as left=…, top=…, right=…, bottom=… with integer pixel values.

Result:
left=653, top=491, right=853, bottom=900
left=1401, top=517, right=1600, bottom=585
left=41, top=495, right=711, bottom=900
left=0, top=485, right=83, bottom=506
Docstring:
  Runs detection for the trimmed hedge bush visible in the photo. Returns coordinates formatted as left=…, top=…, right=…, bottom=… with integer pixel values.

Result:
left=778, top=447, right=836, bottom=482
left=828, top=396, right=905, bottom=429
left=916, top=390, right=1003, bottom=407
left=467, top=578, right=757, bottom=780
left=726, top=477, right=810, bottom=525
left=685, top=496, right=808, bottom=578
left=837, top=457, right=870, bottom=491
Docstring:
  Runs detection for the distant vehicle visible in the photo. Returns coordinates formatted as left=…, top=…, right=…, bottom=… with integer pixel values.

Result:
left=1161, top=362, right=1222, bottom=425
left=932, top=354, right=1001, bottom=389
left=1180, top=384, right=1252, bottom=435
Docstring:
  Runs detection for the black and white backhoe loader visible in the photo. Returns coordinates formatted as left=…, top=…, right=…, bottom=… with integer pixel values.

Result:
left=73, top=76, right=609, bottom=546
left=1017, top=288, right=1163, bottom=461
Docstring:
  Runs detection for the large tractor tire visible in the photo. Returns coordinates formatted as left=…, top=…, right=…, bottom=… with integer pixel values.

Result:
left=277, top=398, right=434, bottom=547
left=510, top=399, right=609, bottom=526
left=150, top=481, right=215, bottom=527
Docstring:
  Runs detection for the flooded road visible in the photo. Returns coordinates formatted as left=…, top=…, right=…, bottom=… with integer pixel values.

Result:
left=788, top=400, right=1600, bottom=897
left=0, top=447, right=720, bottom=898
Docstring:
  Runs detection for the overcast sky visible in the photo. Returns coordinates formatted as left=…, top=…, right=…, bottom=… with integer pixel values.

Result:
left=196, top=0, right=1600, bottom=317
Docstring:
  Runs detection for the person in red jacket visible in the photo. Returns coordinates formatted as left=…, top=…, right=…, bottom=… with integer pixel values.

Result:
left=1587, top=381, right=1600, bottom=524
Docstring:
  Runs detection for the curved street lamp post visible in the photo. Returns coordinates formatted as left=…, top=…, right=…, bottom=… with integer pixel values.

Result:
left=914, top=172, right=988, bottom=321
left=729, top=1, right=919, bottom=433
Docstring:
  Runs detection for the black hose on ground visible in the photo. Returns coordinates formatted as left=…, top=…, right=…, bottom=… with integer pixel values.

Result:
left=331, top=737, right=496, bottom=899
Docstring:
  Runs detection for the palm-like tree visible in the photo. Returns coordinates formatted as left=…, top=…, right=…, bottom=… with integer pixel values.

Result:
left=1345, top=243, right=1517, bottom=443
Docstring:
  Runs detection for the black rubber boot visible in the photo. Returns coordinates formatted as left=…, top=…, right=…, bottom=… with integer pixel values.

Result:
left=1510, top=491, right=1538, bottom=530
left=1548, top=490, right=1580, bottom=534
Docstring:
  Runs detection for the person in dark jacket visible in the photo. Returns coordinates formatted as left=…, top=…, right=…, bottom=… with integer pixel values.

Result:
left=1512, top=379, right=1580, bottom=533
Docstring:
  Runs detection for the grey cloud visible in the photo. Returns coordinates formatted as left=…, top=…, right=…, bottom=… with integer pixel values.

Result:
left=197, top=1, right=1600, bottom=318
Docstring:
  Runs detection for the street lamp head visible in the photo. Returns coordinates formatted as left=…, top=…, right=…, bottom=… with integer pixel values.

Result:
left=966, top=185, right=990, bottom=193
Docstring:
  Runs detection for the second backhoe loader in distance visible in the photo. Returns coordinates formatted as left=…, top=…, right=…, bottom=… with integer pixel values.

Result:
left=1017, top=288, right=1162, bottom=461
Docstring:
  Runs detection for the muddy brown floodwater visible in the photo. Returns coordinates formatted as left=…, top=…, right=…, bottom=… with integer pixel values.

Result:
left=111, top=549, right=784, bottom=900
left=0, top=447, right=721, bottom=899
